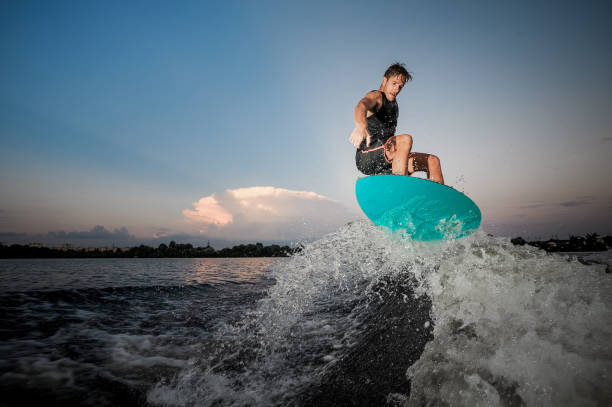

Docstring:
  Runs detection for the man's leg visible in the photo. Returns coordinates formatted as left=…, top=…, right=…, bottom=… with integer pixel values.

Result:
left=407, top=153, right=445, bottom=184
left=385, top=134, right=413, bottom=175
left=385, top=134, right=445, bottom=184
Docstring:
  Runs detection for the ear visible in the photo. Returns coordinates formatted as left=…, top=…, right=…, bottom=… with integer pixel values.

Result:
left=381, top=76, right=388, bottom=87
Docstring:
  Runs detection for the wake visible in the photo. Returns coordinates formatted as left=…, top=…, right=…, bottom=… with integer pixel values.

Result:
left=149, top=221, right=612, bottom=406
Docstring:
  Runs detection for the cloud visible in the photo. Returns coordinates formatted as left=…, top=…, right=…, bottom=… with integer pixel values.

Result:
left=183, top=186, right=355, bottom=241
left=182, top=196, right=233, bottom=226
left=0, top=231, right=27, bottom=239
left=47, top=225, right=134, bottom=240
left=559, top=199, right=592, bottom=207
left=519, top=202, right=549, bottom=209
left=519, top=197, right=595, bottom=209
left=0, top=226, right=137, bottom=247
left=0, top=227, right=249, bottom=249
left=602, top=137, right=612, bottom=143
left=152, top=227, right=174, bottom=239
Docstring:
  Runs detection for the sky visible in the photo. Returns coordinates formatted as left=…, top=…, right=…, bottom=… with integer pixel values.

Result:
left=1, top=0, right=611, bottom=247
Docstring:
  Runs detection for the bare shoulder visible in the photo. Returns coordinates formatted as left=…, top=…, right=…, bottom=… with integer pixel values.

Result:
left=361, top=90, right=383, bottom=112
left=363, top=90, right=382, bottom=102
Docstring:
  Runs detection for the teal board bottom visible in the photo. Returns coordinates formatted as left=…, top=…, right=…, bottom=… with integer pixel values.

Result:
left=356, top=175, right=481, bottom=241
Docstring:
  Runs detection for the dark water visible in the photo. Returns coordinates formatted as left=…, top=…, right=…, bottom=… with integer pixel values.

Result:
left=0, top=258, right=279, bottom=406
left=1, top=222, right=611, bottom=406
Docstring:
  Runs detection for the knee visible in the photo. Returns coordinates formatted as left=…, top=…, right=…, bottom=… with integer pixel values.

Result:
left=395, top=134, right=413, bottom=148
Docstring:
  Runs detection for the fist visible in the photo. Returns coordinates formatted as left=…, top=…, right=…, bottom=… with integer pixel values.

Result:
left=349, top=127, right=371, bottom=148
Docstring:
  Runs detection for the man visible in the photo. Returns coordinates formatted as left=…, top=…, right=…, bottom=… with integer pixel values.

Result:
left=349, top=63, right=444, bottom=184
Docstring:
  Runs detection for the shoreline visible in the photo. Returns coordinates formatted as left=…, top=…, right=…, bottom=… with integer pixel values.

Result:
left=1, top=233, right=610, bottom=259
left=510, top=233, right=611, bottom=253
left=0, top=241, right=298, bottom=259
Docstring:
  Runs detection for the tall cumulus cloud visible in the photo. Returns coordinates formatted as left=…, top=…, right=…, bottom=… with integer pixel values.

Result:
left=183, top=186, right=356, bottom=241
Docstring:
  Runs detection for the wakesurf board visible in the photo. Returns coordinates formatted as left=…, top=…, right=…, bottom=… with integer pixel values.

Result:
left=356, top=175, right=481, bottom=240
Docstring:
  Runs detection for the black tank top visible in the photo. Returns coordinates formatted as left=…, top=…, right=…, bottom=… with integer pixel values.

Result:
left=359, top=91, right=398, bottom=150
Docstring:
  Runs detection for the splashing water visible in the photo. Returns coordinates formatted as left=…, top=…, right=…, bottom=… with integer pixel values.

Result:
left=408, top=233, right=612, bottom=406
left=148, top=221, right=612, bottom=406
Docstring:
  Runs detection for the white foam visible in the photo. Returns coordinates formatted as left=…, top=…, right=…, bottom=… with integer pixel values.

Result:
left=149, top=222, right=612, bottom=406
left=407, top=232, right=612, bottom=406
left=1, top=356, right=84, bottom=388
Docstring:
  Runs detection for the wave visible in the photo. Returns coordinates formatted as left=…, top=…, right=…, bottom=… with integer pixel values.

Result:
left=148, top=221, right=611, bottom=406
left=407, top=232, right=612, bottom=406
left=0, top=278, right=271, bottom=407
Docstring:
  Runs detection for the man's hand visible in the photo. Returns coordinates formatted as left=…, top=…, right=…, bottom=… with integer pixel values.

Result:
left=349, top=126, right=371, bottom=148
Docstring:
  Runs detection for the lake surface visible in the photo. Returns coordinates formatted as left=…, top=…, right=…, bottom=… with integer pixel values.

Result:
left=0, top=258, right=281, bottom=406
left=0, top=257, right=281, bottom=292
left=1, top=222, right=611, bottom=406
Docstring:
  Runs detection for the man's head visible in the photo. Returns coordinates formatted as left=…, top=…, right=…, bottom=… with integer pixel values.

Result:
left=381, top=62, right=412, bottom=101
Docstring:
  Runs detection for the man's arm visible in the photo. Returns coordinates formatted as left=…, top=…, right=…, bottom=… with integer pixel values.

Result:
left=349, top=91, right=382, bottom=148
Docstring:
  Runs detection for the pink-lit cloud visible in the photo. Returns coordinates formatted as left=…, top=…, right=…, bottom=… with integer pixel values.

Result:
left=182, top=196, right=233, bottom=226
left=182, top=186, right=356, bottom=241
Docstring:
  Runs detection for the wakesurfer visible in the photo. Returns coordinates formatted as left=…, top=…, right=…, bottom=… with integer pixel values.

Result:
left=350, top=63, right=445, bottom=184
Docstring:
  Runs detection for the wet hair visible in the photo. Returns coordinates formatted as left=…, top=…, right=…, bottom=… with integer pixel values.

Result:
left=384, top=62, right=412, bottom=81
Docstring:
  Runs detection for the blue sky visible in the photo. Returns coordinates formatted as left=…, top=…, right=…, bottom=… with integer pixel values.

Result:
left=1, top=0, right=611, bottom=246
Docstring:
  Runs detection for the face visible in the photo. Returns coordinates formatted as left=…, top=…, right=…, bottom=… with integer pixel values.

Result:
left=381, top=74, right=406, bottom=101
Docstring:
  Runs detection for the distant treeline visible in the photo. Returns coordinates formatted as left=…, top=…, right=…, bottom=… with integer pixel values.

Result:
left=511, top=233, right=611, bottom=252
left=1, top=234, right=611, bottom=259
left=0, top=241, right=301, bottom=259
